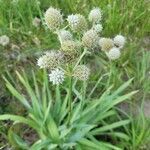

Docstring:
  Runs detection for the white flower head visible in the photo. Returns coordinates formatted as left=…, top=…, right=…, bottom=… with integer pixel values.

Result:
left=92, top=24, right=103, bottom=33
left=106, top=47, right=121, bottom=60
left=67, top=14, right=87, bottom=32
left=67, top=14, right=79, bottom=27
left=114, top=35, right=126, bottom=48
left=37, top=51, right=63, bottom=69
left=32, top=17, right=41, bottom=27
left=58, top=30, right=73, bottom=43
left=0, top=35, right=10, bottom=46
left=49, top=68, right=65, bottom=85
left=44, top=7, right=63, bottom=31
left=89, top=8, right=102, bottom=23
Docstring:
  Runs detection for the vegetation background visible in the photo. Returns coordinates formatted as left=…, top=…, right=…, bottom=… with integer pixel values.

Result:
left=0, top=0, right=149, bottom=149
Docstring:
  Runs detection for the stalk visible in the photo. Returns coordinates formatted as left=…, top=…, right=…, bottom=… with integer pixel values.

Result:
left=68, top=76, right=73, bottom=125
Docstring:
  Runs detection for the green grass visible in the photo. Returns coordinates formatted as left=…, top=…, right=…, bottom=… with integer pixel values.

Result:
left=0, top=0, right=150, bottom=149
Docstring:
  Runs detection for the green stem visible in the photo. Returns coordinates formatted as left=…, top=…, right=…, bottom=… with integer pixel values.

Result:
left=81, top=81, right=86, bottom=109
left=68, top=76, right=73, bottom=125
left=73, top=48, right=87, bottom=70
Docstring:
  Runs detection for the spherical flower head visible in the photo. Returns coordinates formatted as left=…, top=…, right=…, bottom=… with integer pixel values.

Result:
left=99, top=38, right=114, bottom=51
left=92, top=24, right=103, bottom=33
left=58, top=29, right=73, bottom=43
left=49, top=68, right=65, bottom=85
left=82, top=29, right=99, bottom=49
left=73, top=65, right=90, bottom=81
left=106, top=47, right=121, bottom=60
left=114, top=35, right=126, bottom=48
left=37, top=51, right=63, bottom=69
left=0, top=35, right=10, bottom=46
left=32, top=17, right=41, bottom=27
left=89, top=8, right=102, bottom=23
left=44, top=7, right=63, bottom=31
left=61, top=40, right=78, bottom=54
left=67, top=14, right=87, bottom=32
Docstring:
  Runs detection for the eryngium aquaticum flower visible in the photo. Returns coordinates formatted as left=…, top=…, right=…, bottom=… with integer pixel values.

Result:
left=58, top=30, right=73, bottom=43
left=67, top=14, right=87, bottom=32
left=82, top=29, right=99, bottom=49
left=99, top=38, right=114, bottom=51
left=61, top=40, right=78, bottom=55
left=73, top=65, right=90, bottom=81
left=89, top=8, right=102, bottom=23
left=0, top=35, right=10, bottom=46
left=49, top=68, right=65, bottom=85
left=114, top=35, right=126, bottom=48
left=61, top=40, right=79, bottom=62
left=44, top=7, right=63, bottom=31
left=92, top=24, right=103, bottom=33
left=106, top=47, right=121, bottom=60
left=37, top=51, right=63, bottom=69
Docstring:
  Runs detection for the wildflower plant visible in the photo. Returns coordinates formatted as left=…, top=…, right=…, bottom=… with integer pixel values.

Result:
left=0, top=6, right=135, bottom=150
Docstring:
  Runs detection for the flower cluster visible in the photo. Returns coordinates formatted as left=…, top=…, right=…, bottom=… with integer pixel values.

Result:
left=37, top=6, right=126, bottom=84
left=99, top=35, right=126, bottom=60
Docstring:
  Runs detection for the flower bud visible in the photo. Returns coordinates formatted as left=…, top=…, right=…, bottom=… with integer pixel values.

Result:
left=67, top=14, right=87, bottom=32
left=44, top=7, right=63, bottom=31
left=114, top=35, right=126, bottom=48
left=89, top=8, right=102, bottom=23
left=99, top=38, right=114, bottom=51
left=106, top=47, right=121, bottom=60
left=82, top=30, right=99, bottom=49
left=73, top=65, right=90, bottom=81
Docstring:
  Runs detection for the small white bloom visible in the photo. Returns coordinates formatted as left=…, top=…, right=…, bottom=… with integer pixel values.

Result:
left=32, top=17, right=41, bottom=27
left=89, top=8, right=102, bottom=23
left=67, top=14, right=87, bottom=32
left=0, top=35, right=10, bottom=46
left=67, top=14, right=79, bottom=27
left=92, top=24, right=103, bottom=33
left=106, top=47, right=121, bottom=60
left=114, top=35, right=126, bottom=48
left=58, top=30, right=73, bottom=43
left=49, top=68, right=65, bottom=85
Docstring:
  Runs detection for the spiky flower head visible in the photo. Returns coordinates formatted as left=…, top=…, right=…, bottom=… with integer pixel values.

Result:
left=106, top=47, right=121, bottom=60
left=73, top=65, right=90, bottom=81
left=61, top=40, right=79, bottom=54
left=82, top=29, right=99, bottom=49
left=37, top=51, right=63, bottom=69
left=58, top=29, right=73, bottom=43
left=0, top=35, right=10, bottom=46
left=99, top=38, right=114, bottom=51
left=44, top=7, right=63, bottom=31
left=89, top=8, right=102, bottom=23
left=114, top=35, right=126, bottom=48
left=49, top=68, right=65, bottom=85
left=67, top=14, right=87, bottom=32
left=92, top=24, right=103, bottom=33
left=61, top=40, right=79, bottom=63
